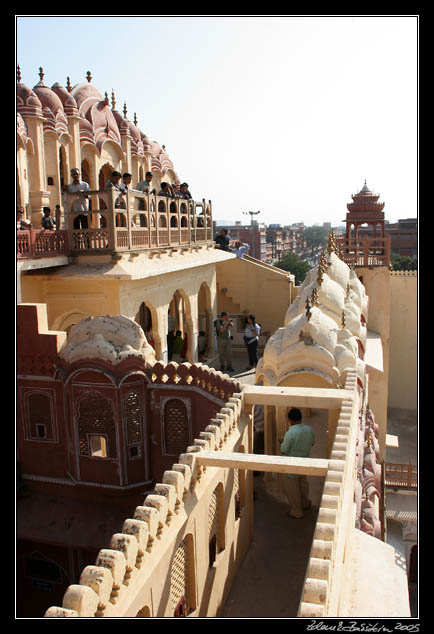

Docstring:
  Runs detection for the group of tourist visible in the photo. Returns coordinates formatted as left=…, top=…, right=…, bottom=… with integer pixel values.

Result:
left=214, top=228, right=250, bottom=259
left=214, top=311, right=261, bottom=373
left=17, top=205, right=60, bottom=231
left=18, top=168, right=195, bottom=232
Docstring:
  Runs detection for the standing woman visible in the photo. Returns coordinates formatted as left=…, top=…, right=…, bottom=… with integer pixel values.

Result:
left=244, top=314, right=261, bottom=370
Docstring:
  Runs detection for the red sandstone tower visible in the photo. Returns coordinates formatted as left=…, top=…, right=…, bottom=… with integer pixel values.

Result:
left=345, top=180, right=385, bottom=243
left=339, top=180, right=390, bottom=268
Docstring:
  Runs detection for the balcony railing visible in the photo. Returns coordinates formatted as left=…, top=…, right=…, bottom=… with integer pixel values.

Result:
left=17, top=227, right=69, bottom=260
left=336, top=235, right=391, bottom=268
left=63, top=188, right=213, bottom=255
left=384, top=462, right=417, bottom=490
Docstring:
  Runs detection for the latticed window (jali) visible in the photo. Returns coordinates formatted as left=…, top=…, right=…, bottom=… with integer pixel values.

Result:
left=170, top=535, right=192, bottom=616
left=124, top=391, right=143, bottom=445
left=164, top=399, right=190, bottom=455
left=234, top=468, right=241, bottom=520
left=77, top=391, right=116, bottom=458
left=208, top=486, right=222, bottom=566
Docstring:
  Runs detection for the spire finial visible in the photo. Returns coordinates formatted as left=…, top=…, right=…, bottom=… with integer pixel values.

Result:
left=305, top=297, right=312, bottom=321
left=123, top=101, right=128, bottom=118
left=341, top=309, right=346, bottom=329
left=38, top=66, right=44, bottom=83
left=17, top=65, right=21, bottom=83
left=66, top=76, right=72, bottom=92
left=317, top=249, right=327, bottom=285
left=327, top=229, right=337, bottom=255
left=111, top=89, right=116, bottom=110
left=311, top=286, right=319, bottom=307
left=104, top=91, right=109, bottom=105
left=133, top=112, right=137, bottom=126
left=86, top=71, right=92, bottom=83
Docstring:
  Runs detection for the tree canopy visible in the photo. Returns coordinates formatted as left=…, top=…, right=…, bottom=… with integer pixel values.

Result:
left=275, top=252, right=311, bottom=285
left=303, top=225, right=329, bottom=249
left=390, top=254, right=417, bottom=271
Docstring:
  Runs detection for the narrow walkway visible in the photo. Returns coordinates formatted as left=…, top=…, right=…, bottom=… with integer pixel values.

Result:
left=212, top=352, right=328, bottom=618
left=219, top=476, right=319, bottom=618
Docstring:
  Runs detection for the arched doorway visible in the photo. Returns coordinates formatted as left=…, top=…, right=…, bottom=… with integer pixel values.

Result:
left=198, top=282, right=213, bottom=361
left=167, top=290, right=192, bottom=363
left=135, top=301, right=160, bottom=358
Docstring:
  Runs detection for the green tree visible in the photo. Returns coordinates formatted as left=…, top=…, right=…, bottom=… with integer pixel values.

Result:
left=303, top=225, right=329, bottom=249
left=276, top=252, right=311, bottom=285
left=390, top=255, right=417, bottom=271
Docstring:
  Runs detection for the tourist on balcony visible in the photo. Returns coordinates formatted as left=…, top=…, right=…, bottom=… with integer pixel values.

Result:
left=41, top=207, right=56, bottom=230
left=104, top=170, right=127, bottom=209
left=158, top=181, right=175, bottom=198
left=280, top=408, right=315, bottom=519
left=215, top=311, right=234, bottom=373
left=244, top=314, right=261, bottom=370
left=136, top=171, right=156, bottom=195
left=178, top=182, right=192, bottom=200
left=230, top=240, right=249, bottom=258
left=17, top=206, right=31, bottom=230
left=215, top=228, right=230, bottom=251
left=63, top=168, right=90, bottom=229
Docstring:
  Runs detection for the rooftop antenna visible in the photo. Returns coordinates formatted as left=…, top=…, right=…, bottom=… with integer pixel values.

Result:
left=243, top=210, right=261, bottom=259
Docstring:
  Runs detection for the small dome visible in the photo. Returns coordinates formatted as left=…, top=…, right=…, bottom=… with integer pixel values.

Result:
left=70, top=81, right=104, bottom=110
left=33, top=80, right=64, bottom=115
left=16, top=82, right=43, bottom=117
left=51, top=83, right=79, bottom=116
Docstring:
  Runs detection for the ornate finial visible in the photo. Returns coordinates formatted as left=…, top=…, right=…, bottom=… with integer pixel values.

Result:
left=311, top=286, right=319, bottom=307
left=305, top=297, right=312, bottom=321
left=17, top=65, right=22, bottom=83
left=38, top=66, right=44, bottom=83
left=111, top=89, right=116, bottom=110
left=66, top=76, right=72, bottom=92
left=327, top=229, right=337, bottom=255
left=86, top=71, right=92, bottom=83
left=341, top=309, right=346, bottom=328
left=104, top=91, right=110, bottom=105
left=123, top=102, right=128, bottom=118
left=317, top=250, right=327, bottom=285
left=133, top=112, right=137, bottom=126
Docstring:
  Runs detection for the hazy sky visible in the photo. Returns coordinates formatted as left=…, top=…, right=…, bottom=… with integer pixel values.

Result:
left=16, top=15, right=418, bottom=226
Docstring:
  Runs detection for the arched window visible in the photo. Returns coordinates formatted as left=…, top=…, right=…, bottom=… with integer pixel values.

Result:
left=170, top=534, right=195, bottom=617
left=163, top=399, right=190, bottom=455
left=26, top=392, right=54, bottom=441
left=208, top=484, right=225, bottom=567
left=77, top=391, right=116, bottom=459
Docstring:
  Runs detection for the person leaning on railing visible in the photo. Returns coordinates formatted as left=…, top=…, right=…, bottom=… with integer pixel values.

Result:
left=41, top=206, right=56, bottom=230
left=158, top=181, right=175, bottom=198
left=136, top=171, right=156, bottom=196
left=63, top=168, right=90, bottom=229
left=17, top=206, right=31, bottom=231
left=215, top=228, right=231, bottom=251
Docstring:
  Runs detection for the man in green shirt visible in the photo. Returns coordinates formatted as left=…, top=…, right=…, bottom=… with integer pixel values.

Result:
left=280, top=408, right=315, bottom=519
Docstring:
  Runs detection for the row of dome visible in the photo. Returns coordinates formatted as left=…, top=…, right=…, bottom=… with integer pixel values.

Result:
left=256, top=239, right=369, bottom=388
left=16, top=67, right=174, bottom=170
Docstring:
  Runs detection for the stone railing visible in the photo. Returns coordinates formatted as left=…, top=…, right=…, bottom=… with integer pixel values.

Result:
left=336, top=236, right=391, bottom=268
left=298, top=370, right=360, bottom=617
left=62, top=188, right=214, bottom=256
left=17, top=228, right=69, bottom=260
left=44, top=385, right=249, bottom=617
